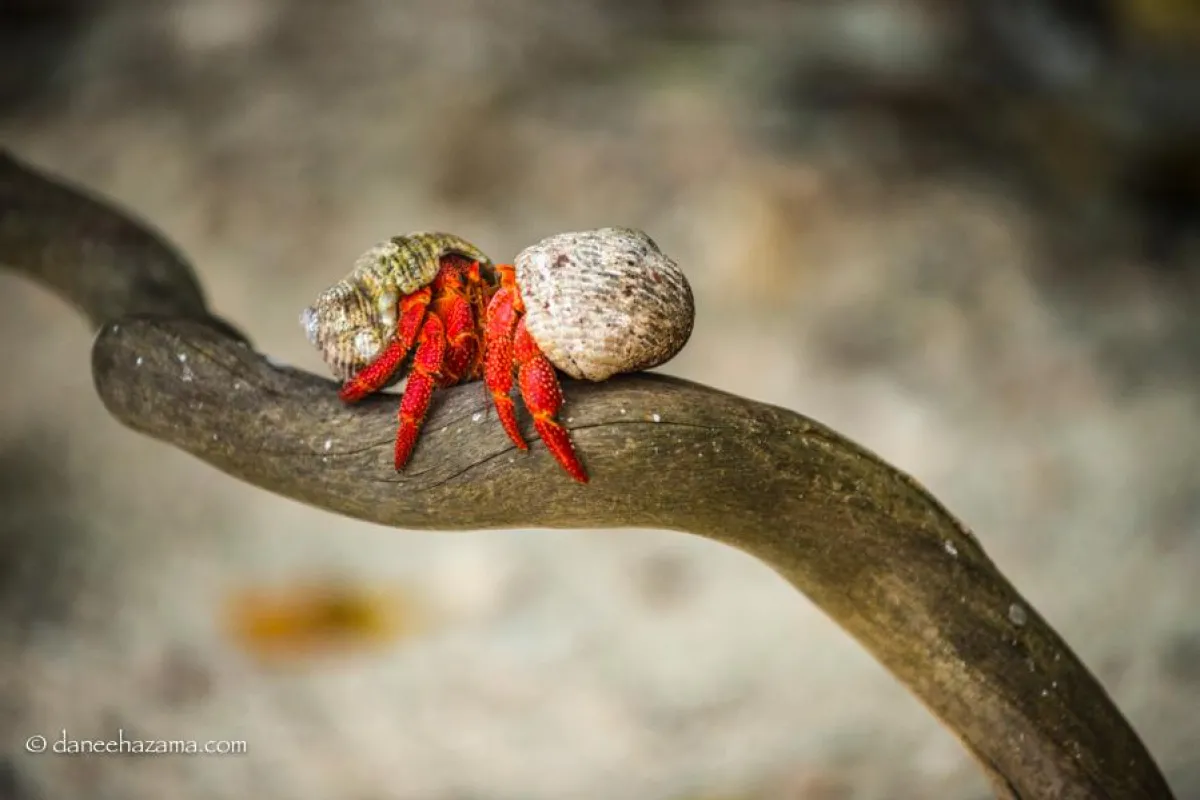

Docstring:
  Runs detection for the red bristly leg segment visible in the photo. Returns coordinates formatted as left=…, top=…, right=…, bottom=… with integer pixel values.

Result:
left=339, top=286, right=432, bottom=403
left=393, top=314, right=447, bottom=470
left=465, top=262, right=491, bottom=370
left=338, top=337, right=408, bottom=404
left=484, top=274, right=527, bottom=451
left=513, top=318, right=588, bottom=483
left=464, top=262, right=492, bottom=381
left=437, top=282, right=481, bottom=388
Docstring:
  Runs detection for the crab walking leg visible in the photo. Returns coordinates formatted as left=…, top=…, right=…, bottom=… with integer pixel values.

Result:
left=337, top=337, right=408, bottom=404
left=393, top=313, right=447, bottom=470
left=483, top=267, right=528, bottom=451
left=339, top=286, right=433, bottom=403
left=513, top=318, right=589, bottom=483
left=437, top=302, right=477, bottom=387
left=436, top=269, right=483, bottom=388
left=464, top=262, right=492, bottom=380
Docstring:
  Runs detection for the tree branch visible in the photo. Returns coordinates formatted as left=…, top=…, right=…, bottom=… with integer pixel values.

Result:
left=0, top=149, right=1175, bottom=799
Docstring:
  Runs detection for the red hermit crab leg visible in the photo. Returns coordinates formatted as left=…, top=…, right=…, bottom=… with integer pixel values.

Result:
left=393, top=313, right=447, bottom=470
left=512, top=317, right=587, bottom=483
left=483, top=264, right=528, bottom=453
left=484, top=263, right=588, bottom=483
left=394, top=258, right=487, bottom=469
left=339, top=286, right=432, bottom=403
left=435, top=259, right=486, bottom=388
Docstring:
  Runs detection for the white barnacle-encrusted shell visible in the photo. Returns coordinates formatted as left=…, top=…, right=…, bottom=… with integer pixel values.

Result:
left=514, top=227, right=694, bottom=381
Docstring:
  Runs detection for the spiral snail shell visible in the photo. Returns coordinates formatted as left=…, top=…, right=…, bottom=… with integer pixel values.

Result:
left=514, top=227, right=695, bottom=381
left=301, top=232, right=493, bottom=381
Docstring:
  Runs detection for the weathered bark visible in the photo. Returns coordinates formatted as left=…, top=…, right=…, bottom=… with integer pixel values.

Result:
left=0, top=150, right=1175, bottom=799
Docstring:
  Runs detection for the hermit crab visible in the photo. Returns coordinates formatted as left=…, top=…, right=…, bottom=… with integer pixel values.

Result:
left=301, top=232, right=494, bottom=471
left=302, top=227, right=695, bottom=483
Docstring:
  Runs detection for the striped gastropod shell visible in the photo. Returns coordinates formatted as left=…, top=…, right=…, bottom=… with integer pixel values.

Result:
left=301, top=232, right=493, bottom=381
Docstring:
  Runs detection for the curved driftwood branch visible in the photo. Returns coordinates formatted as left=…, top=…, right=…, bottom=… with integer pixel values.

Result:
left=0, top=149, right=1174, bottom=799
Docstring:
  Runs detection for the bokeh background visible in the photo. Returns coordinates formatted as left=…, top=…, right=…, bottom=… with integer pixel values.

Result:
left=2, top=1, right=1199, bottom=798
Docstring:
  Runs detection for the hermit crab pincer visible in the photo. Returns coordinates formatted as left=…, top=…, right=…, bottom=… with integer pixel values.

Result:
left=302, top=227, right=695, bottom=483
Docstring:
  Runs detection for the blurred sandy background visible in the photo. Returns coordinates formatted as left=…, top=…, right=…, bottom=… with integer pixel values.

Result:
left=1, top=1, right=1199, bottom=798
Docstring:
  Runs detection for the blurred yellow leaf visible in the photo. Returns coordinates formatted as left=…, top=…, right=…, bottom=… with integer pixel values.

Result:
left=223, top=578, right=427, bottom=665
